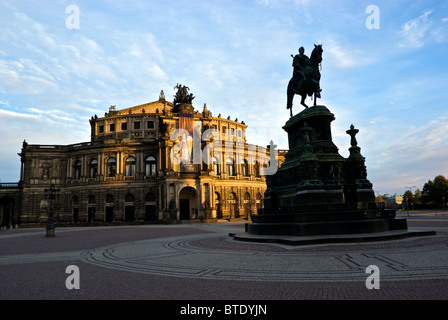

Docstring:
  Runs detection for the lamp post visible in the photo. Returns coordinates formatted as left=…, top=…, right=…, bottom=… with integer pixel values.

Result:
left=405, top=197, right=409, bottom=216
left=405, top=186, right=416, bottom=216
left=44, top=184, right=60, bottom=238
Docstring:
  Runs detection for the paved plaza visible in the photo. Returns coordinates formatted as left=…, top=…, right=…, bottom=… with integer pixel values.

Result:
left=1, top=214, right=448, bottom=304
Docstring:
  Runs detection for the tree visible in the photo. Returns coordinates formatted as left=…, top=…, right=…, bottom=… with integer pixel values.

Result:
left=432, top=175, right=448, bottom=205
left=421, top=175, right=448, bottom=206
left=403, top=190, right=413, bottom=202
left=422, top=180, right=433, bottom=203
left=413, top=189, right=422, bottom=205
left=403, top=190, right=414, bottom=211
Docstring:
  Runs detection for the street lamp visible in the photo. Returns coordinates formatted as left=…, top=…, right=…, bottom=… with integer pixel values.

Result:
left=406, top=197, right=409, bottom=216
left=405, top=186, right=416, bottom=216
left=44, top=184, right=60, bottom=238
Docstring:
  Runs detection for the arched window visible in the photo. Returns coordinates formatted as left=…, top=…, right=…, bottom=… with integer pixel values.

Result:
left=212, top=157, right=219, bottom=175
left=125, top=156, right=136, bottom=177
left=106, top=194, right=114, bottom=204
left=145, top=156, right=157, bottom=177
left=241, top=159, right=249, bottom=177
left=256, top=192, right=263, bottom=210
left=88, top=195, right=95, bottom=205
left=253, top=160, right=260, bottom=177
left=145, top=193, right=156, bottom=202
left=74, top=160, right=82, bottom=180
left=226, top=157, right=234, bottom=176
left=125, top=193, right=135, bottom=203
left=107, top=158, right=116, bottom=177
left=89, top=159, right=98, bottom=178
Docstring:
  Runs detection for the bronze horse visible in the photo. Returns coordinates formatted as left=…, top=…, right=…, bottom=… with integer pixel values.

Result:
left=286, top=44, right=323, bottom=116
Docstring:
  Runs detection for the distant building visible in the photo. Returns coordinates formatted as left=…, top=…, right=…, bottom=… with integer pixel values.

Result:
left=382, top=193, right=403, bottom=209
left=0, top=91, right=285, bottom=227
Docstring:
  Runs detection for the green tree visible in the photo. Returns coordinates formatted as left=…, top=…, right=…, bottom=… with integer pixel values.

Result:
left=432, top=175, right=448, bottom=205
left=422, top=175, right=448, bottom=206
left=413, top=189, right=422, bottom=205
left=403, top=190, right=413, bottom=203
left=422, top=180, right=433, bottom=203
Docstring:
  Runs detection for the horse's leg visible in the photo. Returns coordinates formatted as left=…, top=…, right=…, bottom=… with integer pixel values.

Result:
left=300, top=94, right=308, bottom=108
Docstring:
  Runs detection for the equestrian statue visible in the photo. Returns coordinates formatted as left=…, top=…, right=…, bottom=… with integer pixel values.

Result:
left=286, top=44, right=323, bottom=117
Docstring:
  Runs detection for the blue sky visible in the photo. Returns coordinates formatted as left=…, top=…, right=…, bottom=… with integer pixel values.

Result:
left=1, top=0, right=448, bottom=196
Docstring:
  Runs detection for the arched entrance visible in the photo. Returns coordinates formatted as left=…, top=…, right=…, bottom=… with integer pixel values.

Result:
left=145, top=193, right=157, bottom=221
left=244, top=192, right=251, bottom=218
left=105, top=194, right=115, bottom=222
left=256, top=192, right=263, bottom=214
left=228, top=192, right=238, bottom=218
left=214, top=192, right=222, bottom=219
left=87, top=195, right=96, bottom=223
left=72, top=196, right=79, bottom=223
left=0, top=198, right=14, bottom=228
left=124, top=193, right=135, bottom=222
left=179, top=186, right=198, bottom=220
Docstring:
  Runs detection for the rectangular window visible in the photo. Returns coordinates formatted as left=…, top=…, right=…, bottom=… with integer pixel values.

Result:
left=147, top=121, right=154, bottom=129
left=121, top=122, right=128, bottom=131
left=99, top=125, right=104, bottom=133
left=145, top=163, right=157, bottom=176
left=134, top=121, right=141, bottom=130
left=110, top=123, right=115, bottom=132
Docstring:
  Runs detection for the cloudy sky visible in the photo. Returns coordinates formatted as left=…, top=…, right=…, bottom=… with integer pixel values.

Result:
left=1, top=0, right=447, bottom=196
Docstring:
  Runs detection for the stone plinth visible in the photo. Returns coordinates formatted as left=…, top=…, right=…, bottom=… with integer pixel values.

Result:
left=233, top=105, right=435, bottom=244
left=263, top=105, right=373, bottom=217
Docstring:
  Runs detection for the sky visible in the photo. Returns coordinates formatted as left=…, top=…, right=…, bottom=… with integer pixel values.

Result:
left=1, top=0, right=448, bottom=196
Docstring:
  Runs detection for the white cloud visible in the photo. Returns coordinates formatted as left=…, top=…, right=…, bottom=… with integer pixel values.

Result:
left=399, top=10, right=433, bottom=48
left=324, top=39, right=375, bottom=68
left=0, top=59, right=59, bottom=94
left=0, top=107, right=90, bottom=181
left=365, top=117, right=448, bottom=195
left=0, top=109, right=40, bottom=120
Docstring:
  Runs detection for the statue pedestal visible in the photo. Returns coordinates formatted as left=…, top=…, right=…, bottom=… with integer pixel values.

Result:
left=233, top=106, right=435, bottom=245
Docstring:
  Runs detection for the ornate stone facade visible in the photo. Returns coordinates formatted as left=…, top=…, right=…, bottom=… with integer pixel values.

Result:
left=1, top=91, right=285, bottom=227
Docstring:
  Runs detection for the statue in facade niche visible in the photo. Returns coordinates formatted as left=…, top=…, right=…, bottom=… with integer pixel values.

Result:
left=287, top=44, right=323, bottom=116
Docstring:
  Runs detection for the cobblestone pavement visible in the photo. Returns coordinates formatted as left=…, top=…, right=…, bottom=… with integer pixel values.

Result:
left=1, top=216, right=448, bottom=302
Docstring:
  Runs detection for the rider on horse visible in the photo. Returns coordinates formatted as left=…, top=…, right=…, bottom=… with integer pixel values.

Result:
left=292, top=47, right=309, bottom=94
left=287, top=44, right=323, bottom=115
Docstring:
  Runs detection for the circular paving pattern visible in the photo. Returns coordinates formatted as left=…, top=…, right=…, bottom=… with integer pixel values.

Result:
left=81, top=230, right=448, bottom=282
